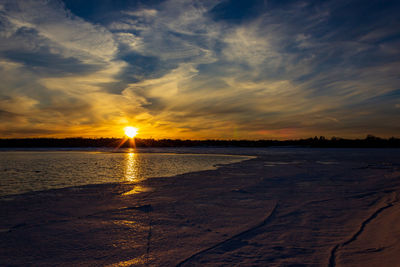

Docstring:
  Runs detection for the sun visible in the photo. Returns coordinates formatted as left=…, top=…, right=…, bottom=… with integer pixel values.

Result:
left=124, top=126, right=138, bottom=138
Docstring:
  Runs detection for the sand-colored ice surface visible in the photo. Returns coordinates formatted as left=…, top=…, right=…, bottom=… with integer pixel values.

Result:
left=1, top=149, right=400, bottom=266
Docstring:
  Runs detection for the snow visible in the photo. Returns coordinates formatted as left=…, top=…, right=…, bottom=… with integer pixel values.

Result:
left=0, top=148, right=399, bottom=266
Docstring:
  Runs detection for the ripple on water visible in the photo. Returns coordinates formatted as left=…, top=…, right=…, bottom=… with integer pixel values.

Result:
left=0, top=151, right=253, bottom=196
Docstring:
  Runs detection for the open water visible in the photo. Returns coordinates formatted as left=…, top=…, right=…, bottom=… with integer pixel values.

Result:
left=0, top=148, right=252, bottom=196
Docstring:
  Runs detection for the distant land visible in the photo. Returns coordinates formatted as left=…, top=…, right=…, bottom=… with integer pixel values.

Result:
left=0, top=135, right=399, bottom=148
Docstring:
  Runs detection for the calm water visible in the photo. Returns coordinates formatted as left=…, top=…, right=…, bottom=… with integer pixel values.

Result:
left=0, top=149, right=252, bottom=196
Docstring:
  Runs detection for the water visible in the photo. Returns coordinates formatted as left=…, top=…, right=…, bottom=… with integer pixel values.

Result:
left=0, top=149, right=252, bottom=196
left=2, top=147, right=398, bottom=197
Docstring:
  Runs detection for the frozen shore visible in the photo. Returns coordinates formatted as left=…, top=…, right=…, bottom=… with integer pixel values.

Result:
left=1, top=149, right=400, bottom=266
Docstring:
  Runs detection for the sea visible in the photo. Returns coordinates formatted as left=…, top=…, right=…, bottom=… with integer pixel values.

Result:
left=0, top=147, right=254, bottom=197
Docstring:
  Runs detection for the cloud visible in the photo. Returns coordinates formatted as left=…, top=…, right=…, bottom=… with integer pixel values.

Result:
left=0, top=0, right=126, bottom=137
left=123, top=8, right=158, bottom=19
left=3, top=49, right=101, bottom=76
left=2, top=1, right=116, bottom=60
left=0, top=0, right=399, bottom=139
left=222, top=24, right=276, bottom=67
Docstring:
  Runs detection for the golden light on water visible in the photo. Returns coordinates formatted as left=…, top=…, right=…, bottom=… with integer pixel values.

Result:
left=124, top=126, right=138, bottom=138
left=124, top=151, right=138, bottom=182
left=122, top=150, right=152, bottom=196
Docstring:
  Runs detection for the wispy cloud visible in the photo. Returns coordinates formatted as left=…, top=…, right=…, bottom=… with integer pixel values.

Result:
left=0, top=0, right=399, bottom=138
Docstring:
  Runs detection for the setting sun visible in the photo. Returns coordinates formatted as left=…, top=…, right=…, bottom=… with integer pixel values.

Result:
left=124, top=126, right=138, bottom=138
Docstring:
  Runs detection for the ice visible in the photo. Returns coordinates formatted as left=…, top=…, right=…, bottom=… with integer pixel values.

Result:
left=0, top=148, right=399, bottom=266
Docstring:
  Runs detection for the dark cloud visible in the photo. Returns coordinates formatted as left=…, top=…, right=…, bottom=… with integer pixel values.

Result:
left=0, top=127, right=65, bottom=136
left=0, top=109, right=20, bottom=119
left=2, top=50, right=101, bottom=76
left=102, top=50, right=178, bottom=94
left=0, top=26, right=102, bottom=76
left=119, top=52, right=174, bottom=82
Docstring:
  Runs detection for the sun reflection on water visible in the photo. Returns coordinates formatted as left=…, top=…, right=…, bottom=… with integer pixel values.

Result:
left=124, top=150, right=139, bottom=182
left=122, top=150, right=152, bottom=195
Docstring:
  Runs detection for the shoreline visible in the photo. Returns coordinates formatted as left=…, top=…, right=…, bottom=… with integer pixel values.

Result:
left=1, top=150, right=400, bottom=265
left=0, top=155, right=256, bottom=199
left=0, top=150, right=255, bottom=197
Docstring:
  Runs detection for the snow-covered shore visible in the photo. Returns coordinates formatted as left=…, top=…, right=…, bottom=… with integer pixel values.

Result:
left=1, top=149, right=399, bottom=266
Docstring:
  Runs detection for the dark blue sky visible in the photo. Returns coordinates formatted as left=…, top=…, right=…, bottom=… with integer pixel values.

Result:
left=0, top=0, right=399, bottom=138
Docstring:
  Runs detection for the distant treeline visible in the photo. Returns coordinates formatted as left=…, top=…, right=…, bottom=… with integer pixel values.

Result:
left=0, top=135, right=399, bottom=148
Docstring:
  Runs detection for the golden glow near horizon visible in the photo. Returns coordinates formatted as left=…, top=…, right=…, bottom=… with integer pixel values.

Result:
left=124, top=126, right=138, bottom=138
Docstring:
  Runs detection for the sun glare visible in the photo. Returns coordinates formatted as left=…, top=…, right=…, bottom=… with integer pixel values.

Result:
left=124, top=126, right=138, bottom=138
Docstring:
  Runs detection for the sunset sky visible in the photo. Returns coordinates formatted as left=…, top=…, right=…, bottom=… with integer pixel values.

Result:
left=0, top=0, right=399, bottom=139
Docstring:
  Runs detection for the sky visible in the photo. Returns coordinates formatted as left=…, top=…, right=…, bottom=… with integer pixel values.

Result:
left=0, top=0, right=399, bottom=139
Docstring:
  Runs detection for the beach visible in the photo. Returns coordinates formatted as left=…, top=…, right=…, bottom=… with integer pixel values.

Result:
left=1, top=149, right=400, bottom=266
